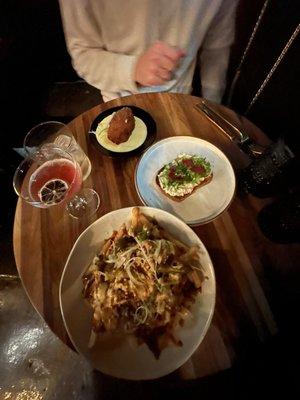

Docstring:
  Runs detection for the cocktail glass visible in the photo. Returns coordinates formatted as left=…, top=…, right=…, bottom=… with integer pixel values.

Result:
left=13, top=144, right=99, bottom=218
left=23, top=121, right=91, bottom=181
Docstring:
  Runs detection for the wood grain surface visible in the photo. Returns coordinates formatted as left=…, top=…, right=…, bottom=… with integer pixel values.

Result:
left=13, top=93, right=298, bottom=379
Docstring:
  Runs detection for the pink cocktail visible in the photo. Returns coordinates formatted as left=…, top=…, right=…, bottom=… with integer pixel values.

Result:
left=14, top=145, right=99, bottom=218
left=29, top=159, right=82, bottom=207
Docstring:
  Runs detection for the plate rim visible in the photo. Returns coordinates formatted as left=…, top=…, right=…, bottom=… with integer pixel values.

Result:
left=59, top=206, right=216, bottom=380
left=134, top=136, right=236, bottom=226
left=89, top=105, right=156, bottom=158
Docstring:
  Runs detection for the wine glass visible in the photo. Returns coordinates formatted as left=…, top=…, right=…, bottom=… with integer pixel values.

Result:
left=13, top=144, right=100, bottom=218
left=23, top=121, right=91, bottom=181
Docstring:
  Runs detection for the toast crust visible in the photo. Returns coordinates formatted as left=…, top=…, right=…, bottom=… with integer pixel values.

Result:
left=156, top=168, right=213, bottom=202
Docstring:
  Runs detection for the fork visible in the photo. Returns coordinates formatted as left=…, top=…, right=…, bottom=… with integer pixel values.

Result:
left=194, top=100, right=266, bottom=158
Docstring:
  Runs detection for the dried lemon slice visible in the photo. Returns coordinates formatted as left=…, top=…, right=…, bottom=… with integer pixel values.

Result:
left=38, top=179, right=69, bottom=205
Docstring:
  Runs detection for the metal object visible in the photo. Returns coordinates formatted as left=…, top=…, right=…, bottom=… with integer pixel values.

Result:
left=195, top=100, right=265, bottom=157
left=245, top=23, right=300, bottom=114
left=239, top=138, right=295, bottom=198
left=227, top=0, right=271, bottom=106
left=227, top=0, right=300, bottom=115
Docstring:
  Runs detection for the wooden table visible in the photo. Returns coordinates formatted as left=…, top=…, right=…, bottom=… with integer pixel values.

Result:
left=13, top=93, right=297, bottom=380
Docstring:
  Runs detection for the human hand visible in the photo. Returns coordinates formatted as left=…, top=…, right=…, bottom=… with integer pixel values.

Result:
left=134, top=41, right=185, bottom=87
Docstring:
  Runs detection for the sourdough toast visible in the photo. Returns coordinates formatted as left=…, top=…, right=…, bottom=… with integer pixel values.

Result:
left=156, top=172, right=213, bottom=202
left=156, top=155, right=213, bottom=202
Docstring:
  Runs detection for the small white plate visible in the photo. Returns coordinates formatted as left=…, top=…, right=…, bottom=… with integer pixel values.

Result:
left=135, top=137, right=236, bottom=225
left=59, top=207, right=215, bottom=380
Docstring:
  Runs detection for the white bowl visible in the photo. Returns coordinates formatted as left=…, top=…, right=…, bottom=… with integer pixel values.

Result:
left=59, top=207, right=216, bottom=380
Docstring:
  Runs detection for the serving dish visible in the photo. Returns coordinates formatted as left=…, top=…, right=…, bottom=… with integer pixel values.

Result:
left=135, top=137, right=236, bottom=225
left=89, top=105, right=156, bottom=157
left=59, top=206, right=216, bottom=380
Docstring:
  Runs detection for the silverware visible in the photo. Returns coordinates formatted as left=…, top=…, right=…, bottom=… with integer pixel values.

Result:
left=194, top=100, right=266, bottom=157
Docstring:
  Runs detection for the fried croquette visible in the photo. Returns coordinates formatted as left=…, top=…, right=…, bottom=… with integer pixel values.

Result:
left=107, top=107, right=135, bottom=144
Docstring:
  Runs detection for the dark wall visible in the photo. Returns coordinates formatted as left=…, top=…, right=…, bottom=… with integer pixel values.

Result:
left=0, top=0, right=78, bottom=259
left=0, top=0, right=77, bottom=148
left=227, top=0, right=300, bottom=155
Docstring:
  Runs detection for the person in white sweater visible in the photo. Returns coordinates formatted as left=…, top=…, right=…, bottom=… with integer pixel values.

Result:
left=59, top=0, right=238, bottom=103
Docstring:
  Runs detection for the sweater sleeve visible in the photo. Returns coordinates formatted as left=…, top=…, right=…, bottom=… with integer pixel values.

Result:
left=199, top=0, right=238, bottom=103
left=58, top=0, right=139, bottom=94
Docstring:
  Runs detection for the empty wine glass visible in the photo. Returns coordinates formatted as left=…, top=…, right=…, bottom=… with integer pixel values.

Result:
left=13, top=144, right=99, bottom=218
left=23, top=121, right=92, bottom=181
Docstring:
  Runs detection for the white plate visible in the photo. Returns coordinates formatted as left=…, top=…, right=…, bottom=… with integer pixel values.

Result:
left=135, top=137, right=236, bottom=225
left=59, top=207, right=215, bottom=380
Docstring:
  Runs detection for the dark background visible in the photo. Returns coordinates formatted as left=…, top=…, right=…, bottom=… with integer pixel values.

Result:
left=228, top=0, right=300, bottom=156
left=0, top=0, right=299, bottom=398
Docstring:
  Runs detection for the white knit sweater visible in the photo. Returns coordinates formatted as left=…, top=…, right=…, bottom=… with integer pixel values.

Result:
left=59, top=0, right=237, bottom=102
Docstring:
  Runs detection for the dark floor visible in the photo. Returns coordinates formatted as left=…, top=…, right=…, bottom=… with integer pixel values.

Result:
left=0, top=276, right=97, bottom=399
left=1, top=151, right=21, bottom=276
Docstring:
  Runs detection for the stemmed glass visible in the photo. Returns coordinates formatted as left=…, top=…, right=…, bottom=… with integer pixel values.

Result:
left=23, top=121, right=92, bottom=181
left=13, top=144, right=99, bottom=218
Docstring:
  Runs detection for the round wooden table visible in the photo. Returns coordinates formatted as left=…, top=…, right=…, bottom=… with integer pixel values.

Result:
left=13, top=93, right=297, bottom=380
